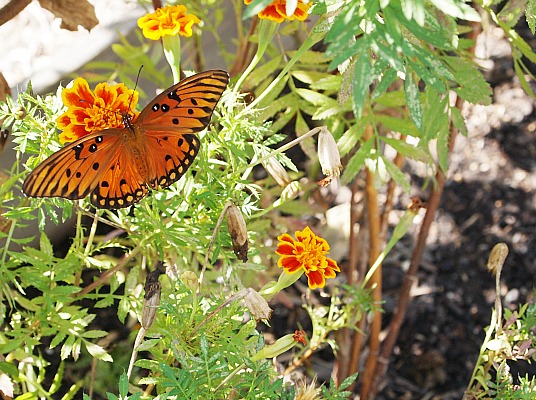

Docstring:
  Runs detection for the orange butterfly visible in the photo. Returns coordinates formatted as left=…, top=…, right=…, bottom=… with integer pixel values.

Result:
left=22, top=70, right=229, bottom=209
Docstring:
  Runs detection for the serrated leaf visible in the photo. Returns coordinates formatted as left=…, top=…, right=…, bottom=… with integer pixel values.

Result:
left=291, top=70, right=329, bottom=85
left=341, top=138, right=374, bottom=185
left=338, top=121, right=366, bottom=157
left=352, top=49, right=372, bottom=119
left=118, top=372, right=129, bottom=397
left=437, top=126, right=450, bottom=172
left=295, top=89, right=337, bottom=107
left=377, top=115, right=421, bottom=138
left=443, top=56, right=492, bottom=105
left=372, top=68, right=398, bottom=100
left=81, top=330, right=108, bottom=339
left=380, top=136, right=430, bottom=163
left=382, top=156, right=411, bottom=192
left=84, top=341, right=113, bottom=362
left=312, top=75, right=343, bottom=92
left=429, top=0, right=480, bottom=21
left=528, top=0, right=536, bottom=33
left=404, top=73, right=423, bottom=130
left=248, top=56, right=283, bottom=88
left=136, top=338, right=161, bottom=352
left=450, top=107, right=467, bottom=137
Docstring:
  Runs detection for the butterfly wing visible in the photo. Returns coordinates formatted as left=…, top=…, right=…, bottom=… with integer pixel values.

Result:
left=138, top=70, right=229, bottom=189
left=89, top=148, right=148, bottom=209
left=138, top=70, right=229, bottom=133
left=23, top=70, right=230, bottom=209
left=22, top=131, right=125, bottom=201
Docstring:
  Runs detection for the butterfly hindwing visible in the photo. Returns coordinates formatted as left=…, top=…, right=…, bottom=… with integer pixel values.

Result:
left=22, top=131, right=123, bottom=200
left=143, top=132, right=201, bottom=190
left=90, top=149, right=148, bottom=209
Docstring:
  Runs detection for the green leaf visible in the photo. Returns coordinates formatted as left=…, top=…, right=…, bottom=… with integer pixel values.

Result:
left=339, top=372, right=359, bottom=390
left=81, top=330, right=108, bottom=339
left=400, top=0, right=425, bottom=26
left=341, top=138, right=374, bottom=185
left=528, top=0, right=536, bottom=33
left=421, top=87, right=449, bottom=141
left=450, top=107, right=467, bottom=137
left=84, top=340, right=113, bottom=362
left=136, top=338, right=160, bottom=352
left=404, top=72, right=423, bottom=131
left=382, top=156, right=411, bottom=193
left=513, top=58, right=536, bottom=98
left=338, top=121, right=367, bottom=157
left=118, top=372, right=129, bottom=397
left=372, top=68, right=398, bottom=100
left=352, top=50, right=372, bottom=120
left=380, top=136, right=431, bottom=163
left=445, top=56, right=492, bottom=105
left=429, top=0, right=480, bottom=21
left=437, top=125, right=450, bottom=172
left=377, top=115, right=421, bottom=138
left=295, top=89, right=338, bottom=107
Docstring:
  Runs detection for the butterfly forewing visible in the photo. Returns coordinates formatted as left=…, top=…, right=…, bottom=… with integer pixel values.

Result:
left=22, top=131, right=124, bottom=200
left=137, top=70, right=229, bottom=133
left=22, top=70, right=229, bottom=209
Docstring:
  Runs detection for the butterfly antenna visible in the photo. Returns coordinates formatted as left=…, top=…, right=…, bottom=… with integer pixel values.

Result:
left=127, top=65, right=144, bottom=113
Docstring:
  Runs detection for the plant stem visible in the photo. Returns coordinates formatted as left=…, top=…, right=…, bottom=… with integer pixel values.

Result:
left=358, top=124, right=383, bottom=400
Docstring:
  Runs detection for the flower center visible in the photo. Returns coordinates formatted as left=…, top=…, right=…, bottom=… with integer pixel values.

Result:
left=86, top=105, right=123, bottom=132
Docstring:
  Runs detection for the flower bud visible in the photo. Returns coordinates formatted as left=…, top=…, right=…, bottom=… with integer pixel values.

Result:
left=226, top=203, right=248, bottom=262
left=13, top=105, right=26, bottom=120
left=264, top=157, right=291, bottom=187
left=251, top=333, right=297, bottom=361
left=181, top=270, right=199, bottom=293
left=281, top=181, right=301, bottom=201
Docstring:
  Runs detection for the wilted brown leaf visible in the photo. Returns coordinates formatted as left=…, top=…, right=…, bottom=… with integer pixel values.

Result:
left=38, top=0, right=98, bottom=31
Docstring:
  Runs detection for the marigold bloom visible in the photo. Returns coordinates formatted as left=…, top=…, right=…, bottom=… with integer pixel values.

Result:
left=276, top=226, right=340, bottom=289
left=138, top=5, right=200, bottom=40
left=56, top=78, right=138, bottom=144
left=244, top=0, right=311, bottom=23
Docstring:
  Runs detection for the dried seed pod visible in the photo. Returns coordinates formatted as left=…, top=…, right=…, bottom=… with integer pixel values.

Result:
left=141, top=269, right=162, bottom=329
left=226, top=203, right=248, bottom=262
left=243, top=288, right=272, bottom=322
left=317, top=127, right=342, bottom=185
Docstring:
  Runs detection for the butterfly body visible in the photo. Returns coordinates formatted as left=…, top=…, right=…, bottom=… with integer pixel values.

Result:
left=22, top=70, right=229, bottom=209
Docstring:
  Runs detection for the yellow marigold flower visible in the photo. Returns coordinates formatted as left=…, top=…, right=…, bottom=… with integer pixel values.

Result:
left=138, top=4, right=201, bottom=40
left=276, top=226, right=340, bottom=289
left=56, top=78, right=138, bottom=144
left=244, top=0, right=311, bottom=23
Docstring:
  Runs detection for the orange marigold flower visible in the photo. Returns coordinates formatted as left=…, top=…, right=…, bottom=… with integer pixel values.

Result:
left=56, top=78, right=138, bottom=144
left=244, top=0, right=311, bottom=23
left=138, top=4, right=201, bottom=40
left=276, top=226, right=340, bottom=289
